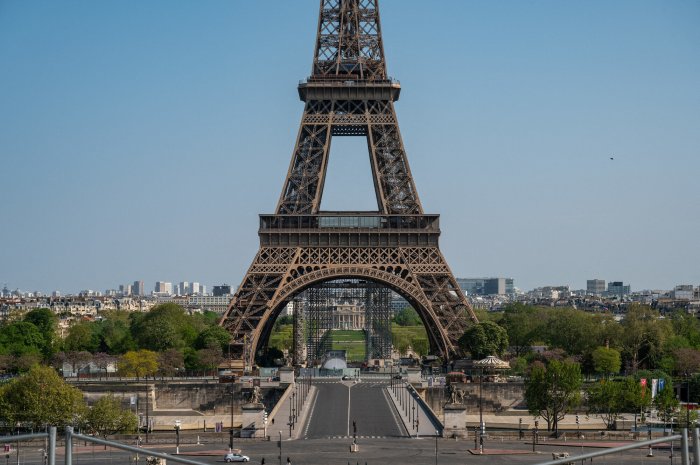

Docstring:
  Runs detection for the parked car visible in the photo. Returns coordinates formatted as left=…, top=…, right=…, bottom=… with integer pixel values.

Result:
left=224, top=453, right=250, bottom=462
left=341, top=375, right=351, bottom=380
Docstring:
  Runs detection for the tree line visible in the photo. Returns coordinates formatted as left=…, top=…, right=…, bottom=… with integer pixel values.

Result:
left=0, top=303, right=231, bottom=377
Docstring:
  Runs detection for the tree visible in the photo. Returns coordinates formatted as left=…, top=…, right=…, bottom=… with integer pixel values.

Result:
left=83, top=395, right=137, bottom=443
left=0, top=365, right=86, bottom=428
left=393, top=308, right=422, bottom=327
left=654, top=378, right=679, bottom=426
left=673, top=348, right=700, bottom=376
left=412, top=338, right=429, bottom=357
left=587, top=377, right=648, bottom=429
left=0, top=321, right=45, bottom=359
left=500, top=303, right=541, bottom=357
left=118, top=350, right=158, bottom=380
left=525, top=360, right=582, bottom=433
left=64, top=322, right=100, bottom=353
left=194, top=326, right=232, bottom=352
left=195, top=344, right=224, bottom=376
left=458, top=321, right=508, bottom=359
left=23, top=308, right=58, bottom=358
left=592, top=347, right=621, bottom=378
left=157, top=349, right=185, bottom=379
left=130, top=303, right=197, bottom=351
left=620, top=304, right=672, bottom=372
left=93, top=353, right=117, bottom=379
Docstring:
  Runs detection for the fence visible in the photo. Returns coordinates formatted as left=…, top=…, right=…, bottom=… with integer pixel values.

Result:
left=535, top=428, right=700, bottom=465
left=0, top=427, right=211, bottom=465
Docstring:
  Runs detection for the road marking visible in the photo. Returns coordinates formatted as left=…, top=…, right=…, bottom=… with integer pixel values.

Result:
left=346, top=382, right=352, bottom=437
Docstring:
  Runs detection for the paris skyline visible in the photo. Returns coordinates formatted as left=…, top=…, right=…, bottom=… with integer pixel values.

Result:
left=1, top=0, right=698, bottom=294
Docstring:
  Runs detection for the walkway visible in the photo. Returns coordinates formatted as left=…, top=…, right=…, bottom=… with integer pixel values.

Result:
left=386, top=381, right=442, bottom=437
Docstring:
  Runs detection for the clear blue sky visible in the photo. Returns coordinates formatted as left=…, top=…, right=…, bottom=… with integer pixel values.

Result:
left=1, top=1, right=698, bottom=294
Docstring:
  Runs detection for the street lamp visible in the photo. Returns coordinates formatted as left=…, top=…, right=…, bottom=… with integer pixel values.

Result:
left=278, top=431, right=282, bottom=465
left=479, top=368, right=484, bottom=453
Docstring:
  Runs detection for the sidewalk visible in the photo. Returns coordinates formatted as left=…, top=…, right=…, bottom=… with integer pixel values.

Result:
left=386, top=383, right=441, bottom=437
left=266, top=384, right=317, bottom=440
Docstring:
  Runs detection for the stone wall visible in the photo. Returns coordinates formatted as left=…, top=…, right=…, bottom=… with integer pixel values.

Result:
left=73, top=380, right=284, bottom=431
left=420, top=382, right=526, bottom=418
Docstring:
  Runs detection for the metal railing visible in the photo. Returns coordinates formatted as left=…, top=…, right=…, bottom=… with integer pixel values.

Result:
left=535, top=428, right=700, bottom=465
left=0, top=427, right=211, bottom=465
left=0, top=428, right=56, bottom=465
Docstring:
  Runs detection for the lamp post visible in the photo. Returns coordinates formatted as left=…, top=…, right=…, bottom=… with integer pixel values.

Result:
left=479, top=368, right=484, bottom=453
left=686, top=371, right=691, bottom=430
left=532, top=420, right=538, bottom=452
left=518, top=418, right=523, bottom=440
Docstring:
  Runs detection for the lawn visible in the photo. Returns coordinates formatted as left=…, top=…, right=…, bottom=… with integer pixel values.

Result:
left=330, top=329, right=366, bottom=362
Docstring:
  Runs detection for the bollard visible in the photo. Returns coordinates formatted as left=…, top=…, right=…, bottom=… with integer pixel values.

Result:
left=48, top=427, right=56, bottom=465
left=693, top=428, right=700, bottom=465
left=64, top=427, right=73, bottom=465
left=681, top=429, right=689, bottom=465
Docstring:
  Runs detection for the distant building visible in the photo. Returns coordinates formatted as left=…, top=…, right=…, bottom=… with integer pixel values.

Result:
left=155, top=281, right=173, bottom=295
left=389, top=291, right=412, bottom=314
left=213, top=285, right=232, bottom=296
left=607, top=281, right=631, bottom=297
left=133, top=280, right=144, bottom=296
left=178, top=281, right=190, bottom=296
left=456, top=277, right=514, bottom=296
left=672, top=285, right=695, bottom=300
left=587, top=279, right=606, bottom=295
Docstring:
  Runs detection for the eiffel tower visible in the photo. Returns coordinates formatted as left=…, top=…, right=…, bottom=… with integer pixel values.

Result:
left=220, top=0, right=478, bottom=368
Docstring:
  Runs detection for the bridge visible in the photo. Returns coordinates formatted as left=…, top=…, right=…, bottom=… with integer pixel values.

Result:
left=264, top=375, right=441, bottom=441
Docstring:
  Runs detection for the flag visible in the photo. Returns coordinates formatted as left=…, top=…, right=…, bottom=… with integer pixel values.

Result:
left=641, top=378, right=647, bottom=397
left=659, top=378, right=666, bottom=392
left=652, top=379, right=658, bottom=398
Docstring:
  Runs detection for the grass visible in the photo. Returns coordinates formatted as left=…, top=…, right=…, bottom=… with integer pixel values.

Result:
left=330, top=329, right=366, bottom=362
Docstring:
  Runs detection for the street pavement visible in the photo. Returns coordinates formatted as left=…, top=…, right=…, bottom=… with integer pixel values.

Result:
left=304, top=379, right=405, bottom=440
left=14, top=436, right=689, bottom=465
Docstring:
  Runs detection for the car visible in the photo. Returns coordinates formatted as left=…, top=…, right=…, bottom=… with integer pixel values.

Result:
left=393, top=374, right=402, bottom=379
left=224, top=453, right=250, bottom=462
left=341, top=375, right=351, bottom=380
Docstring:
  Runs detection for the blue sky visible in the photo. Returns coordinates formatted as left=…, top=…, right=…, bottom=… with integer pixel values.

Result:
left=1, top=1, right=698, bottom=294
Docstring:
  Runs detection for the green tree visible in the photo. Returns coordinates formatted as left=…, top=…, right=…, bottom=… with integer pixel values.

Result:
left=500, top=303, right=541, bottom=357
left=654, top=379, right=679, bottom=425
left=458, top=321, right=508, bottom=359
left=24, top=308, right=58, bottom=358
left=0, top=321, right=44, bottom=359
left=64, top=322, right=100, bottom=353
left=525, top=360, right=582, bottom=433
left=195, top=326, right=232, bottom=352
left=0, top=365, right=86, bottom=428
left=97, top=312, right=136, bottom=354
left=412, top=338, right=429, bottom=357
left=83, top=394, right=138, bottom=443
left=542, top=308, right=599, bottom=356
left=130, top=303, right=197, bottom=351
left=620, top=304, right=672, bottom=372
left=592, top=347, right=621, bottom=377
left=586, top=377, right=648, bottom=429
left=118, top=350, right=158, bottom=380
left=393, top=307, right=422, bottom=327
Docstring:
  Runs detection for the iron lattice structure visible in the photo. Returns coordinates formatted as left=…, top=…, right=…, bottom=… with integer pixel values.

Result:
left=292, top=279, right=391, bottom=365
left=220, top=0, right=478, bottom=368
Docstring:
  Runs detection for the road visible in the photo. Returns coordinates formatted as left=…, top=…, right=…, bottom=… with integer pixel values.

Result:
left=304, top=379, right=406, bottom=439
left=9, top=437, right=688, bottom=465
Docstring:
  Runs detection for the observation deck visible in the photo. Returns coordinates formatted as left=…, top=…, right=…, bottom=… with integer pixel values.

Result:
left=259, top=213, right=440, bottom=247
left=298, top=77, right=401, bottom=102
